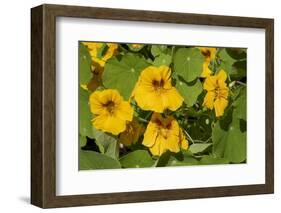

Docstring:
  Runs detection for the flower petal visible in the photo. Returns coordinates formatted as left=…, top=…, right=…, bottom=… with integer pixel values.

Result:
left=134, top=86, right=164, bottom=112
left=203, top=76, right=217, bottom=91
left=219, top=88, right=229, bottom=99
left=217, top=69, right=227, bottom=82
left=93, top=114, right=126, bottom=135
left=158, top=136, right=168, bottom=156
left=159, top=66, right=172, bottom=89
left=178, top=127, right=189, bottom=150
left=180, top=135, right=189, bottom=150
left=214, top=98, right=228, bottom=117
left=203, top=91, right=216, bottom=109
left=143, top=123, right=158, bottom=147
left=115, top=102, right=133, bottom=121
left=165, top=135, right=180, bottom=153
left=140, top=66, right=158, bottom=84
left=106, top=89, right=123, bottom=104
left=89, top=91, right=105, bottom=114
left=201, top=61, right=212, bottom=78
left=161, top=88, right=184, bottom=111
left=149, top=136, right=162, bottom=156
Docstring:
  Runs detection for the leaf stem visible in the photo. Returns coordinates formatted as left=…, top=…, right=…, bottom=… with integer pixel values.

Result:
left=193, top=137, right=212, bottom=143
left=137, top=117, right=149, bottom=123
left=182, top=129, right=194, bottom=144
left=236, top=81, right=246, bottom=86
left=144, top=111, right=152, bottom=121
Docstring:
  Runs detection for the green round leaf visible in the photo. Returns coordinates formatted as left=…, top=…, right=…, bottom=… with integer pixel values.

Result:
left=230, top=60, right=247, bottom=80
left=200, top=156, right=229, bottom=165
left=212, top=119, right=246, bottom=163
left=151, top=45, right=168, bottom=57
left=79, top=43, right=92, bottom=85
left=173, top=48, right=204, bottom=82
left=217, top=48, right=236, bottom=74
left=79, top=150, right=121, bottom=170
left=153, top=54, right=172, bottom=67
left=103, top=53, right=150, bottom=100
left=168, top=154, right=199, bottom=166
left=189, top=143, right=212, bottom=154
left=226, top=48, right=247, bottom=60
left=155, top=151, right=171, bottom=167
left=157, top=151, right=199, bottom=167
left=120, top=150, right=155, bottom=168
left=175, top=78, right=203, bottom=107
left=233, top=86, right=246, bottom=120
left=79, top=135, right=87, bottom=147
left=92, top=126, right=119, bottom=159
left=79, top=88, right=94, bottom=138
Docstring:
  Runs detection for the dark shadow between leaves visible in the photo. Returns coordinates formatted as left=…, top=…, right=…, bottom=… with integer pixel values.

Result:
left=81, top=137, right=100, bottom=152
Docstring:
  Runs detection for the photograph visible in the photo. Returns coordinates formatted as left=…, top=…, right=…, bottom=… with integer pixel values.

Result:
left=79, top=42, right=247, bottom=170
left=29, top=3, right=274, bottom=208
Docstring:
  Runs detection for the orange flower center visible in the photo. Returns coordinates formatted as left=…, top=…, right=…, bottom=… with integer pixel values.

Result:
left=103, top=100, right=115, bottom=113
left=214, top=85, right=227, bottom=99
left=152, top=79, right=165, bottom=90
left=154, top=119, right=173, bottom=139
left=202, top=50, right=211, bottom=58
left=214, top=86, right=220, bottom=98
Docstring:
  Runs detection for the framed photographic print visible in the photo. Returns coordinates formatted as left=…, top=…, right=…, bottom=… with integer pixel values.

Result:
left=31, top=4, right=274, bottom=208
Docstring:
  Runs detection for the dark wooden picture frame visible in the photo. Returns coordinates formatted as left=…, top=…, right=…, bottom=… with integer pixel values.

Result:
left=31, top=4, right=274, bottom=208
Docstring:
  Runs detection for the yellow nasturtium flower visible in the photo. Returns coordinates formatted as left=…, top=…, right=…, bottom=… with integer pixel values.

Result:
left=89, top=89, right=133, bottom=135
left=198, top=47, right=217, bottom=78
left=119, top=118, right=144, bottom=147
left=132, top=65, right=183, bottom=113
left=203, top=69, right=229, bottom=117
left=82, top=42, right=118, bottom=67
left=199, top=47, right=217, bottom=62
left=142, top=113, right=188, bottom=156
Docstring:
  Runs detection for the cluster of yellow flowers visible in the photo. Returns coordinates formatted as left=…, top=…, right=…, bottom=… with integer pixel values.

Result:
left=89, top=64, right=188, bottom=156
left=83, top=43, right=230, bottom=156
left=198, top=47, right=229, bottom=117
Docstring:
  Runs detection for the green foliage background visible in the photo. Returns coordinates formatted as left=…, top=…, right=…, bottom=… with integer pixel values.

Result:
left=79, top=42, right=247, bottom=170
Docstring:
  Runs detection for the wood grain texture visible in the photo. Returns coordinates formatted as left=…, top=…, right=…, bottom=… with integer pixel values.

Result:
left=31, top=4, right=274, bottom=208
left=265, top=20, right=274, bottom=193
left=31, top=5, right=43, bottom=207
